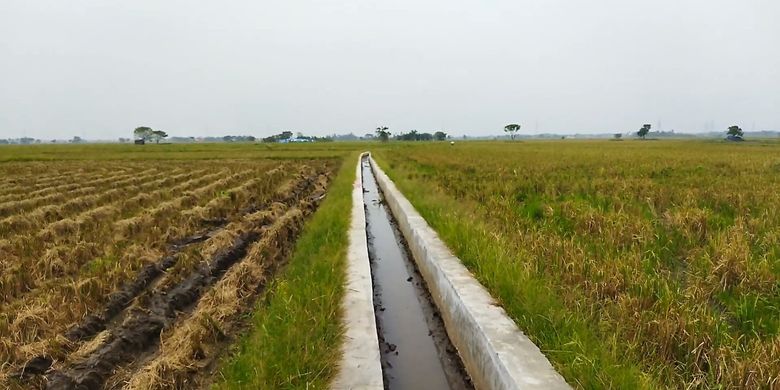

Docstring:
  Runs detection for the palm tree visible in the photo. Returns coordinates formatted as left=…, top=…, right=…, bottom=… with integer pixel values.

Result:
left=375, top=126, right=391, bottom=142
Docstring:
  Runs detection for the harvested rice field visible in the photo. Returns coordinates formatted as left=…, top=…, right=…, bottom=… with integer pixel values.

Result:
left=0, top=147, right=344, bottom=389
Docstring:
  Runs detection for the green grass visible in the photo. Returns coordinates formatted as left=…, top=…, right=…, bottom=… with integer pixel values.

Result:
left=372, top=150, right=651, bottom=389
left=81, top=255, right=118, bottom=277
left=373, top=140, right=780, bottom=389
left=212, top=151, right=360, bottom=389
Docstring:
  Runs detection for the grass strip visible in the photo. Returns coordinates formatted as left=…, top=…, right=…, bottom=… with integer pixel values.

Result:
left=213, top=153, right=357, bottom=389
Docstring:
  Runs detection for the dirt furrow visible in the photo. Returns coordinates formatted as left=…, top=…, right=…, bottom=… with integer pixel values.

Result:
left=0, top=168, right=194, bottom=237
left=0, top=166, right=329, bottom=388
left=0, top=166, right=133, bottom=200
left=0, top=167, right=288, bottom=375
left=0, top=174, right=107, bottom=204
left=0, top=169, right=217, bottom=303
left=0, top=167, right=271, bottom=313
left=45, top=230, right=260, bottom=390
left=0, top=165, right=144, bottom=203
left=0, top=168, right=160, bottom=218
left=120, top=176, right=330, bottom=389
left=41, top=171, right=328, bottom=390
left=127, top=207, right=307, bottom=389
left=43, top=171, right=328, bottom=389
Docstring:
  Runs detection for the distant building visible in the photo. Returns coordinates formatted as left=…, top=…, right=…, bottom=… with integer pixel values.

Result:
left=279, top=137, right=313, bottom=143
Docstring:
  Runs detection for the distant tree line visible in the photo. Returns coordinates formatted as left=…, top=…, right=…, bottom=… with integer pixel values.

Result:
left=262, top=131, right=332, bottom=143
left=222, top=135, right=257, bottom=142
left=0, top=137, right=40, bottom=144
left=262, top=131, right=294, bottom=143
left=0, top=122, right=767, bottom=146
left=633, top=123, right=745, bottom=141
left=0, top=137, right=89, bottom=144
left=372, top=126, right=448, bottom=142
left=393, top=130, right=448, bottom=141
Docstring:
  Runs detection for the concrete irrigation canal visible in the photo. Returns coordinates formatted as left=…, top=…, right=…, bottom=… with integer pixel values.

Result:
left=361, top=156, right=471, bottom=389
left=334, top=153, right=570, bottom=390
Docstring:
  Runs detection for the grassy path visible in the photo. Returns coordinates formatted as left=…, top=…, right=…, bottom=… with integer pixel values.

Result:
left=213, top=152, right=359, bottom=389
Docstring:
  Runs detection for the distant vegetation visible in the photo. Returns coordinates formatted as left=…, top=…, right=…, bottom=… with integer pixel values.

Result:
left=221, top=135, right=257, bottom=142
left=393, top=130, right=448, bottom=141
left=375, top=126, right=391, bottom=142
left=637, top=123, right=652, bottom=139
left=371, top=126, right=449, bottom=142
left=261, top=131, right=332, bottom=143
left=133, top=126, right=168, bottom=143
left=503, top=123, right=521, bottom=140
left=2, top=123, right=779, bottom=145
left=727, top=125, right=744, bottom=141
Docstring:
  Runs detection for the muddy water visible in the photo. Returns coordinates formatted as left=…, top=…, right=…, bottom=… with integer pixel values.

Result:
left=361, top=158, right=471, bottom=390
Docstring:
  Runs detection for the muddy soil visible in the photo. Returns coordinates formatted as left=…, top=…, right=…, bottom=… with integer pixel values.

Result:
left=361, top=157, right=472, bottom=390
left=14, top=167, right=332, bottom=390
left=65, top=254, right=180, bottom=343
left=65, top=218, right=256, bottom=344
left=46, top=231, right=258, bottom=389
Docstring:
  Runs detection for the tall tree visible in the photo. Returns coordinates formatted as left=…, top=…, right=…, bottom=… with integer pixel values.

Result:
left=637, top=124, right=651, bottom=139
left=434, top=131, right=447, bottom=141
left=151, top=130, right=168, bottom=144
left=134, top=126, right=154, bottom=141
left=727, top=125, right=744, bottom=138
left=504, top=124, right=521, bottom=140
left=375, top=126, right=391, bottom=142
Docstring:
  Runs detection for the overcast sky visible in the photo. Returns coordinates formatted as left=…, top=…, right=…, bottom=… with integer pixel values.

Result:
left=1, top=1, right=778, bottom=139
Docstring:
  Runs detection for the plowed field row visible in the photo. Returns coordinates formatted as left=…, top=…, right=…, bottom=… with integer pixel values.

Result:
left=0, top=165, right=137, bottom=198
left=0, top=168, right=227, bottom=303
left=0, top=168, right=137, bottom=204
left=0, top=159, right=337, bottom=390
left=0, top=168, right=162, bottom=218
left=0, top=168, right=199, bottom=237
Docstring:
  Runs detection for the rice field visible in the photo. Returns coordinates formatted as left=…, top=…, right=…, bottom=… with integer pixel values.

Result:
left=5, top=139, right=780, bottom=389
left=373, top=140, right=780, bottom=389
left=0, top=155, right=338, bottom=389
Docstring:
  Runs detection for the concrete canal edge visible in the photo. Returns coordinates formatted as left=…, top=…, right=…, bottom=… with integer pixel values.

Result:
left=368, top=156, right=571, bottom=390
left=332, top=152, right=383, bottom=390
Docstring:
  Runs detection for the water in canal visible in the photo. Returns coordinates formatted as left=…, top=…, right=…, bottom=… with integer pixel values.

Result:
left=361, top=157, right=471, bottom=390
